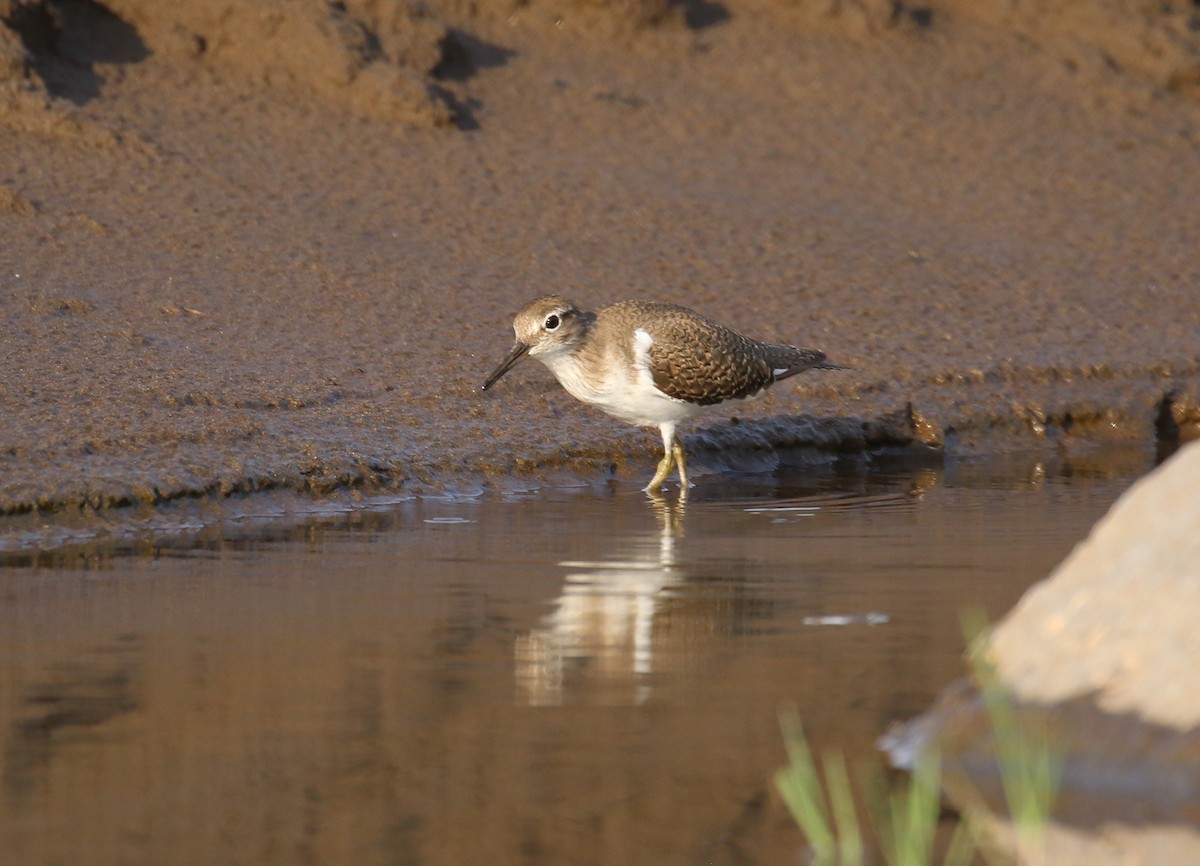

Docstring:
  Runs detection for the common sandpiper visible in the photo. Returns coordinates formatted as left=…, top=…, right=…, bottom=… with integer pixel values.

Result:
left=482, top=296, right=839, bottom=497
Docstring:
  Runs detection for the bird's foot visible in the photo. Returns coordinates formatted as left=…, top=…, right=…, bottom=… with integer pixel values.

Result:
left=646, top=450, right=674, bottom=493
left=672, top=442, right=688, bottom=491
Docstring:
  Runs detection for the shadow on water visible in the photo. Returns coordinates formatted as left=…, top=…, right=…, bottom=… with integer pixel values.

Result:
left=0, top=446, right=1183, bottom=865
left=3, top=635, right=141, bottom=803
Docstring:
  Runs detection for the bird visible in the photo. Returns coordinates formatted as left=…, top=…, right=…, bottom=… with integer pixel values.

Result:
left=481, top=296, right=838, bottom=497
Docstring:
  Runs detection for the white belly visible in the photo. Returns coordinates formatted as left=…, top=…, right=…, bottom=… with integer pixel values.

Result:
left=538, top=351, right=711, bottom=428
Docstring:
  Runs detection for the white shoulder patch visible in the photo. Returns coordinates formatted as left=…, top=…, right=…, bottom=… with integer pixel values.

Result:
left=632, top=328, right=661, bottom=390
left=633, top=328, right=654, bottom=365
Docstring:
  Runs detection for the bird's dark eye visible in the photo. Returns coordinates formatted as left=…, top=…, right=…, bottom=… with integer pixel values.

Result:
left=545, top=314, right=561, bottom=330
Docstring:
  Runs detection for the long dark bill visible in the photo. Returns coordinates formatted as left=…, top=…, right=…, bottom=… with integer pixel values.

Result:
left=481, top=342, right=531, bottom=391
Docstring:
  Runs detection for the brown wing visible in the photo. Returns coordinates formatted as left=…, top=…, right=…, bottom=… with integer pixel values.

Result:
left=760, top=343, right=828, bottom=382
left=629, top=303, right=826, bottom=406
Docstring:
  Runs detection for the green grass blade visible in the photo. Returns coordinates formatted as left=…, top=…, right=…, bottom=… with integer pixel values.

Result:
left=901, top=749, right=940, bottom=866
left=960, top=608, right=1062, bottom=856
left=823, top=749, right=864, bottom=866
left=775, top=707, right=836, bottom=862
left=941, top=813, right=978, bottom=866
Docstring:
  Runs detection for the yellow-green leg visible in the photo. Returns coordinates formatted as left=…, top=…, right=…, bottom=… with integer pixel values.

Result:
left=646, top=423, right=689, bottom=497
left=646, top=443, right=675, bottom=493
left=672, top=439, right=688, bottom=493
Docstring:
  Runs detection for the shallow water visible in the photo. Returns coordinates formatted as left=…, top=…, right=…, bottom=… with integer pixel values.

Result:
left=0, top=448, right=1152, bottom=865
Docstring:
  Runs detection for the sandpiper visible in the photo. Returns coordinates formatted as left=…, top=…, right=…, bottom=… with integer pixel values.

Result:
left=481, top=296, right=838, bottom=496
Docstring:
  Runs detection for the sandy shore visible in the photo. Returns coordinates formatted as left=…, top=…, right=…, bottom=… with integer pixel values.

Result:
left=2, top=0, right=1198, bottom=545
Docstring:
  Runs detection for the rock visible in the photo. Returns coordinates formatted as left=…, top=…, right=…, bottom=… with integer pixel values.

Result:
left=988, top=439, right=1200, bottom=729
left=885, top=443, right=1200, bottom=864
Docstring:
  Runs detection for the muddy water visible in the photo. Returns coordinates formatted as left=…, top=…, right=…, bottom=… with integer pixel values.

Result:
left=0, top=449, right=1150, bottom=865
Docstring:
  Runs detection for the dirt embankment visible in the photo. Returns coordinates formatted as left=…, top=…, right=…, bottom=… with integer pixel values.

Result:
left=1, top=0, right=1199, bottom=545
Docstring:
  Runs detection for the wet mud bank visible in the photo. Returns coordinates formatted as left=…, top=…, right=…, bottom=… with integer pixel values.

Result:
left=0, top=394, right=1189, bottom=553
left=0, top=300, right=1195, bottom=550
left=3, top=0, right=1200, bottom=547
left=2, top=355, right=1190, bottom=546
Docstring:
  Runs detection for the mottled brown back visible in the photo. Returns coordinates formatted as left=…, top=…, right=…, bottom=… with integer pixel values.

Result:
left=599, top=301, right=826, bottom=406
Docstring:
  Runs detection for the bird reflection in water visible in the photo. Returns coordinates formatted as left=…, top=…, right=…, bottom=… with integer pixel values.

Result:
left=515, top=497, right=685, bottom=706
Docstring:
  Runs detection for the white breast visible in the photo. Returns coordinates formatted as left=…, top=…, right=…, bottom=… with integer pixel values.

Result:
left=537, top=330, right=711, bottom=428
